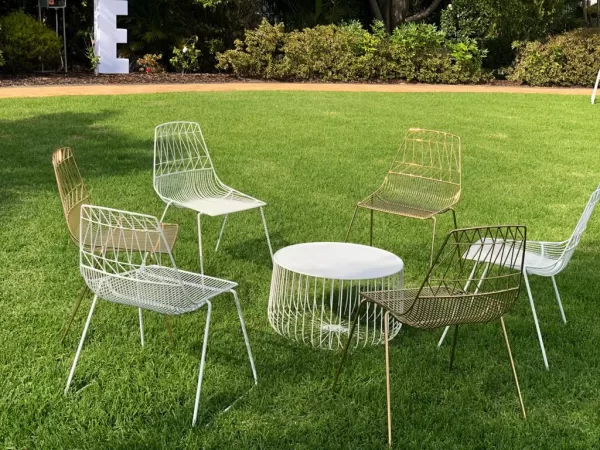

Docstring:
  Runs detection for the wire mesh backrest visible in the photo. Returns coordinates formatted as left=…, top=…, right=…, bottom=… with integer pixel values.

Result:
left=52, top=147, right=91, bottom=245
left=404, top=226, right=526, bottom=328
left=154, top=121, right=215, bottom=177
left=385, top=128, right=461, bottom=210
left=562, top=183, right=600, bottom=263
left=80, top=205, right=178, bottom=277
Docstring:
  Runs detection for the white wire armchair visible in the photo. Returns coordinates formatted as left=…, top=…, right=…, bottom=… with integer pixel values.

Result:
left=153, top=121, right=273, bottom=274
left=52, top=147, right=179, bottom=343
left=438, top=183, right=600, bottom=370
left=346, top=128, right=461, bottom=266
left=64, top=205, right=257, bottom=426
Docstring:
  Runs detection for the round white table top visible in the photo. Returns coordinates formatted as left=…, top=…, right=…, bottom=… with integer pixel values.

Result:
left=273, top=242, right=404, bottom=280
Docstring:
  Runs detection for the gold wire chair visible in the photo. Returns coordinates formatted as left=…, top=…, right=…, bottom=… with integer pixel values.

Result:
left=346, top=128, right=461, bottom=265
left=333, top=225, right=527, bottom=448
left=52, top=147, right=179, bottom=343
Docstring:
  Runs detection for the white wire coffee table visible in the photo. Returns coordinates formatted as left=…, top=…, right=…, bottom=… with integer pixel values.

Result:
left=268, top=242, right=404, bottom=350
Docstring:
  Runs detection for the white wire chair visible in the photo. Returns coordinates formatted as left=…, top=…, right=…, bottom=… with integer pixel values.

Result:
left=64, top=205, right=257, bottom=426
left=438, top=183, right=600, bottom=370
left=346, top=128, right=461, bottom=266
left=153, top=121, right=273, bottom=274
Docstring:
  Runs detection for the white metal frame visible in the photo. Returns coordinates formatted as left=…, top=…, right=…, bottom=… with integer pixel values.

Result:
left=64, top=205, right=257, bottom=426
left=592, top=68, right=600, bottom=104
left=153, top=121, right=273, bottom=274
left=438, top=184, right=600, bottom=370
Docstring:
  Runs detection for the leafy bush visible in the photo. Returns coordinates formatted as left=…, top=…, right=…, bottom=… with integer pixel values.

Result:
left=136, top=53, right=165, bottom=73
left=0, top=11, right=62, bottom=73
left=440, top=0, right=582, bottom=68
left=509, top=28, right=600, bottom=87
left=216, top=20, right=489, bottom=84
left=170, top=36, right=202, bottom=73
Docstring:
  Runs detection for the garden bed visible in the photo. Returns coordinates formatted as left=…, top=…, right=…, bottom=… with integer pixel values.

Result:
left=0, top=72, right=249, bottom=87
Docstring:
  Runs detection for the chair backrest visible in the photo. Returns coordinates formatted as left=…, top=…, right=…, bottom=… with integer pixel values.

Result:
left=402, top=225, right=526, bottom=329
left=79, top=205, right=186, bottom=313
left=559, top=183, right=600, bottom=267
left=153, top=121, right=219, bottom=200
left=384, top=128, right=461, bottom=210
left=52, top=147, right=91, bottom=245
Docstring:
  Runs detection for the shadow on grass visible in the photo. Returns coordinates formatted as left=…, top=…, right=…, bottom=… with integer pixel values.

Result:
left=0, top=110, right=156, bottom=210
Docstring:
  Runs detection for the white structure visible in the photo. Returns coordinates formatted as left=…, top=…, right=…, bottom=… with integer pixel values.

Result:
left=592, top=68, right=600, bottom=104
left=438, top=184, right=600, bottom=370
left=94, top=0, right=128, bottom=74
left=268, top=242, right=404, bottom=349
left=153, top=121, right=273, bottom=274
left=64, top=205, right=257, bottom=426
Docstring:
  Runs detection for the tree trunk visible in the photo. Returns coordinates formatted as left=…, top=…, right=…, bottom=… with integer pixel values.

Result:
left=390, top=0, right=410, bottom=29
left=366, top=0, right=384, bottom=23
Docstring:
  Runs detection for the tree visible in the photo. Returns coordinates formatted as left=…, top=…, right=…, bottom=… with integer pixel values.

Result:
left=367, top=0, right=445, bottom=31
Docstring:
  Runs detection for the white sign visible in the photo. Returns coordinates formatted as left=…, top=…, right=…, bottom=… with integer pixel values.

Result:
left=94, top=0, right=129, bottom=74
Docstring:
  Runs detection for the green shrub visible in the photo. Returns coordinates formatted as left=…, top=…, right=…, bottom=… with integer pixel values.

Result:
left=136, top=53, right=165, bottom=73
left=216, top=20, right=489, bottom=84
left=509, top=28, right=600, bottom=87
left=0, top=11, right=62, bottom=73
left=170, top=36, right=202, bottom=74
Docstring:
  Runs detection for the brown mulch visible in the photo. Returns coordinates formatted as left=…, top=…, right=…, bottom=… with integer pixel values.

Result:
left=0, top=71, right=529, bottom=88
left=0, top=72, right=257, bottom=87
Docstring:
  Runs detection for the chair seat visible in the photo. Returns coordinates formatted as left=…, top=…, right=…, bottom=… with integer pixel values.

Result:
left=463, top=239, right=562, bottom=275
left=361, top=286, right=506, bottom=329
left=358, top=194, right=448, bottom=220
left=173, top=195, right=265, bottom=217
left=88, top=265, right=237, bottom=315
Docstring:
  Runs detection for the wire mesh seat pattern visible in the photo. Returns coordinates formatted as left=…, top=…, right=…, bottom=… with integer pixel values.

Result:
left=153, top=121, right=273, bottom=274
left=346, top=128, right=461, bottom=265
left=52, top=147, right=179, bottom=342
left=333, top=225, right=527, bottom=447
left=64, top=205, right=257, bottom=426
left=439, top=183, right=600, bottom=370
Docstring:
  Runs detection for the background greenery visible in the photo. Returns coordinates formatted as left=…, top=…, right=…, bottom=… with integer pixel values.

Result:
left=1, top=91, right=600, bottom=448
left=0, top=0, right=597, bottom=78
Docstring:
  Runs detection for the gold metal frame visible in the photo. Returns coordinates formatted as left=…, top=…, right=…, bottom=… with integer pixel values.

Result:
left=333, top=225, right=527, bottom=447
left=52, top=147, right=179, bottom=343
left=346, top=129, right=461, bottom=265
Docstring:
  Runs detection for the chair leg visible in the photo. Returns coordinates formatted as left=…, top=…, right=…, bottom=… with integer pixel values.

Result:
left=449, top=325, right=459, bottom=370
left=260, top=207, right=274, bottom=260
left=370, top=209, right=374, bottom=246
left=231, top=290, right=258, bottom=384
left=345, top=205, right=359, bottom=243
left=197, top=213, right=204, bottom=275
left=215, top=214, right=228, bottom=252
left=449, top=207, right=458, bottom=230
left=64, top=294, right=98, bottom=395
left=60, top=284, right=90, bottom=344
left=429, top=216, right=438, bottom=268
left=551, top=276, right=567, bottom=324
left=500, top=317, right=527, bottom=419
left=523, top=271, right=549, bottom=370
left=437, top=327, right=450, bottom=348
left=159, top=202, right=172, bottom=222
left=192, top=302, right=212, bottom=427
left=138, top=308, right=145, bottom=347
left=332, top=302, right=364, bottom=390
left=384, top=311, right=393, bottom=448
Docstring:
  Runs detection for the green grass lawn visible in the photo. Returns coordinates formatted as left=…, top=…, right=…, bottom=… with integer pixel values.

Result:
left=1, top=91, right=600, bottom=449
